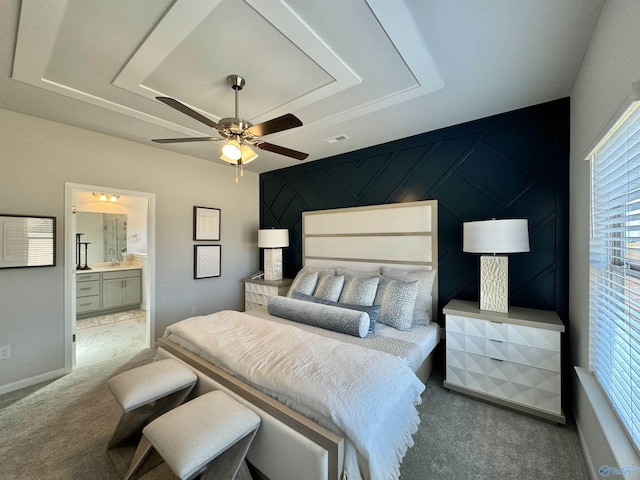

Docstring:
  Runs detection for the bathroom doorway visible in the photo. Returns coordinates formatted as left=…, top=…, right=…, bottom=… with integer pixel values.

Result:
left=64, top=183, right=156, bottom=370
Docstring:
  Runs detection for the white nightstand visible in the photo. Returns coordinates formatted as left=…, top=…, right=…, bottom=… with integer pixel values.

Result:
left=443, top=299, right=565, bottom=424
left=244, top=278, right=293, bottom=313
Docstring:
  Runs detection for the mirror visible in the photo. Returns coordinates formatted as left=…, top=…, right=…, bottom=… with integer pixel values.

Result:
left=76, top=212, right=127, bottom=264
left=0, top=215, right=56, bottom=268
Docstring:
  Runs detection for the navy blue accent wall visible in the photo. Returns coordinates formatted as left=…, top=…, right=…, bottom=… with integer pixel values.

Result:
left=260, top=98, right=569, bottom=322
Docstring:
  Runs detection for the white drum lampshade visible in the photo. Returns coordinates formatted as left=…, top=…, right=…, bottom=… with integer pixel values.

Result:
left=258, top=229, right=289, bottom=281
left=463, top=219, right=530, bottom=313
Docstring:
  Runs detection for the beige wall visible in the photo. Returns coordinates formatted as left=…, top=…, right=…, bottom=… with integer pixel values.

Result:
left=0, top=108, right=259, bottom=391
left=569, top=0, right=640, bottom=474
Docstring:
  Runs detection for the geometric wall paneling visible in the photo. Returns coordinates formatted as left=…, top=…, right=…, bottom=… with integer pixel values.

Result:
left=261, top=98, right=570, bottom=323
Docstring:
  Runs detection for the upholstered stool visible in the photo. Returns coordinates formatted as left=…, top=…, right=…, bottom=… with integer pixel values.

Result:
left=107, top=358, right=198, bottom=449
left=125, top=390, right=261, bottom=480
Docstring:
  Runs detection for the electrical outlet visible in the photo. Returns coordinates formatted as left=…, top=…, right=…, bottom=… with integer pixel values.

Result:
left=191, top=306, right=198, bottom=315
left=0, top=345, right=11, bottom=360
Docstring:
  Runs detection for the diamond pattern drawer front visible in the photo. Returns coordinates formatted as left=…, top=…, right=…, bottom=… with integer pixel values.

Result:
left=245, top=292, right=271, bottom=307
left=443, top=300, right=565, bottom=423
left=244, top=279, right=292, bottom=312
left=446, top=315, right=560, bottom=352
left=446, top=331, right=561, bottom=372
left=245, top=301, right=268, bottom=313
left=245, top=282, right=279, bottom=296
left=446, top=349, right=561, bottom=415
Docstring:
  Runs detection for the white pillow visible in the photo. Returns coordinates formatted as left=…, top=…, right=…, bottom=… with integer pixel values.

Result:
left=336, top=267, right=380, bottom=277
left=339, top=275, right=380, bottom=306
left=374, top=277, right=418, bottom=331
left=381, top=267, right=436, bottom=325
left=313, top=275, right=345, bottom=302
left=286, top=271, right=319, bottom=297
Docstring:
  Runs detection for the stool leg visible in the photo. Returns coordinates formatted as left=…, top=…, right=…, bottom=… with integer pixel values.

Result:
left=199, top=428, right=258, bottom=480
left=148, top=386, right=194, bottom=423
left=124, top=434, right=154, bottom=480
left=235, top=461, right=253, bottom=480
left=108, top=406, right=154, bottom=449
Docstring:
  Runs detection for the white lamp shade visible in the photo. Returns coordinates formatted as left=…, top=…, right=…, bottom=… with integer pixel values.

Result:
left=258, top=229, right=289, bottom=248
left=463, top=219, right=530, bottom=254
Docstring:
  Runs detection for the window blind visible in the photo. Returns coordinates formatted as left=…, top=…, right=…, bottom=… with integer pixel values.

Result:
left=589, top=98, right=640, bottom=450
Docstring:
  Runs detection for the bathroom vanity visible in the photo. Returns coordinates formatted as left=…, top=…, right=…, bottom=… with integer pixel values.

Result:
left=76, top=265, right=141, bottom=318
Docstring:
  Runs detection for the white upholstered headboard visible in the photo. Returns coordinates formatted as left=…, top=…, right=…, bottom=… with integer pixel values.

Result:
left=302, top=200, right=438, bottom=321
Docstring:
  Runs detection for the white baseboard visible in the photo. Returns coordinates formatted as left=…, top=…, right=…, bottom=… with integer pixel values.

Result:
left=0, top=368, right=67, bottom=396
left=574, top=366, right=640, bottom=480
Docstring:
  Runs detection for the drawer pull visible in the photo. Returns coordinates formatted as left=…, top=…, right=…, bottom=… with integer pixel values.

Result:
left=490, top=321, right=503, bottom=324
left=490, top=357, right=503, bottom=362
left=80, top=287, right=92, bottom=291
left=80, top=302, right=92, bottom=307
left=489, top=339, right=504, bottom=343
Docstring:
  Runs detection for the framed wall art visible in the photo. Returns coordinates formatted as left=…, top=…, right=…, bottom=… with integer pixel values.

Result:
left=194, top=244, right=221, bottom=279
left=0, top=214, right=56, bottom=269
left=193, top=206, right=220, bottom=241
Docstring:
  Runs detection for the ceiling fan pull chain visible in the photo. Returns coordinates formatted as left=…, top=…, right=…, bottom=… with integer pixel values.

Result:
left=235, top=164, right=239, bottom=184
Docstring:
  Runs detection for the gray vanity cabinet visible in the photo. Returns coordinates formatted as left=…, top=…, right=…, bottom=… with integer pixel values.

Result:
left=102, top=269, right=142, bottom=310
left=76, top=272, right=101, bottom=314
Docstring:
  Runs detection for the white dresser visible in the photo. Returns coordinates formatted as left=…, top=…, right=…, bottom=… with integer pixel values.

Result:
left=443, top=299, right=565, bottom=423
left=244, top=278, right=292, bottom=313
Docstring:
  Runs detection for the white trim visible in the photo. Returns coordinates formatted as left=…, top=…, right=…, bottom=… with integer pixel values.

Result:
left=0, top=368, right=67, bottom=396
left=64, top=182, right=156, bottom=372
left=583, top=81, right=640, bottom=161
left=575, top=367, right=640, bottom=476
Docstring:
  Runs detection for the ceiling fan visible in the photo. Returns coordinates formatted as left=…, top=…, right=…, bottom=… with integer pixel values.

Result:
left=152, top=74, right=308, bottom=178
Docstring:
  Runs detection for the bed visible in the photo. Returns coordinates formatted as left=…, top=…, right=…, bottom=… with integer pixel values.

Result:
left=157, top=200, right=440, bottom=480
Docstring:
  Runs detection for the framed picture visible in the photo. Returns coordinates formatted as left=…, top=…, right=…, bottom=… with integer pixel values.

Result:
left=0, top=214, right=56, bottom=269
left=194, top=206, right=220, bottom=241
left=194, top=244, right=221, bottom=279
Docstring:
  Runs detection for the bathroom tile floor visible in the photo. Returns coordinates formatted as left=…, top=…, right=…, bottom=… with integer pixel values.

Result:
left=76, top=309, right=147, bottom=367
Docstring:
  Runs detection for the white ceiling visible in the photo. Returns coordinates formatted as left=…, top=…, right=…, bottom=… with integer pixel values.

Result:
left=0, top=0, right=604, bottom=174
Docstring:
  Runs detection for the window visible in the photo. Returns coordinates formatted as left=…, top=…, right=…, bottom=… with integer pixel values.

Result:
left=589, top=97, right=640, bottom=450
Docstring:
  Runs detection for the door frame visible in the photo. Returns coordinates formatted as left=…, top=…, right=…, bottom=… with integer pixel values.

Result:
left=64, top=182, right=156, bottom=372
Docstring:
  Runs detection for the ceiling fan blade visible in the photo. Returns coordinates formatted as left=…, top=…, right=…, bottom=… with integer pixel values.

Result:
left=152, top=137, right=217, bottom=144
left=156, top=97, right=221, bottom=130
left=247, top=114, right=303, bottom=137
left=257, top=141, right=308, bottom=160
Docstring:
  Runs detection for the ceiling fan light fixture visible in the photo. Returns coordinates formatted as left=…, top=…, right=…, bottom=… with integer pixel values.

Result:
left=222, top=139, right=242, bottom=161
left=240, top=144, right=258, bottom=165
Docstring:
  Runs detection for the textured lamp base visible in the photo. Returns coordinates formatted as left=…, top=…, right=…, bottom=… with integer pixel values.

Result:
left=263, top=248, right=283, bottom=281
left=480, top=255, right=508, bottom=313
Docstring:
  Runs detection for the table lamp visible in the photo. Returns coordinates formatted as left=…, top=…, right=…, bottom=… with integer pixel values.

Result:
left=258, top=228, right=289, bottom=281
left=463, top=219, right=530, bottom=313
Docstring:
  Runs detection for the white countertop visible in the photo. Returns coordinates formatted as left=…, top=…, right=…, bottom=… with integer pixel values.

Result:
left=76, top=262, right=142, bottom=273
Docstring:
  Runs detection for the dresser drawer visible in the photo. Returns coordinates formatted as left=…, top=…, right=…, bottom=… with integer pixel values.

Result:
left=446, top=349, right=561, bottom=415
left=76, top=280, right=100, bottom=297
left=245, top=301, right=268, bottom=313
left=446, top=315, right=560, bottom=352
left=245, top=291, right=271, bottom=307
left=76, top=295, right=100, bottom=313
left=245, top=282, right=279, bottom=296
left=77, top=272, right=100, bottom=282
left=446, top=331, right=561, bottom=372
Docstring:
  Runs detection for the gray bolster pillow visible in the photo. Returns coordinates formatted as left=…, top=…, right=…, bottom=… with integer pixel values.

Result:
left=267, top=296, right=370, bottom=338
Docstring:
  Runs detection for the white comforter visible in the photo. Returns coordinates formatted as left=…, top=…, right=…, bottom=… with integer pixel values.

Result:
left=164, top=310, right=425, bottom=480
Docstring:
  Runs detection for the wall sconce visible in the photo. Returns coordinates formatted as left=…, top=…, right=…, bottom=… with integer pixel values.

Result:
left=93, top=192, right=120, bottom=202
left=463, top=218, right=530, bottom=313
left=258, top=228, right=289, bottom=281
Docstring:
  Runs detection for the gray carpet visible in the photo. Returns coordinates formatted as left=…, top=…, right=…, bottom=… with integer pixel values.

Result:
left=0, top=350, right=589, bottom=480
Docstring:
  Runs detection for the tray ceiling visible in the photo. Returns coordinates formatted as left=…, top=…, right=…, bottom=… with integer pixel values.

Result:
left=1, top=0, right=604, bottom=173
